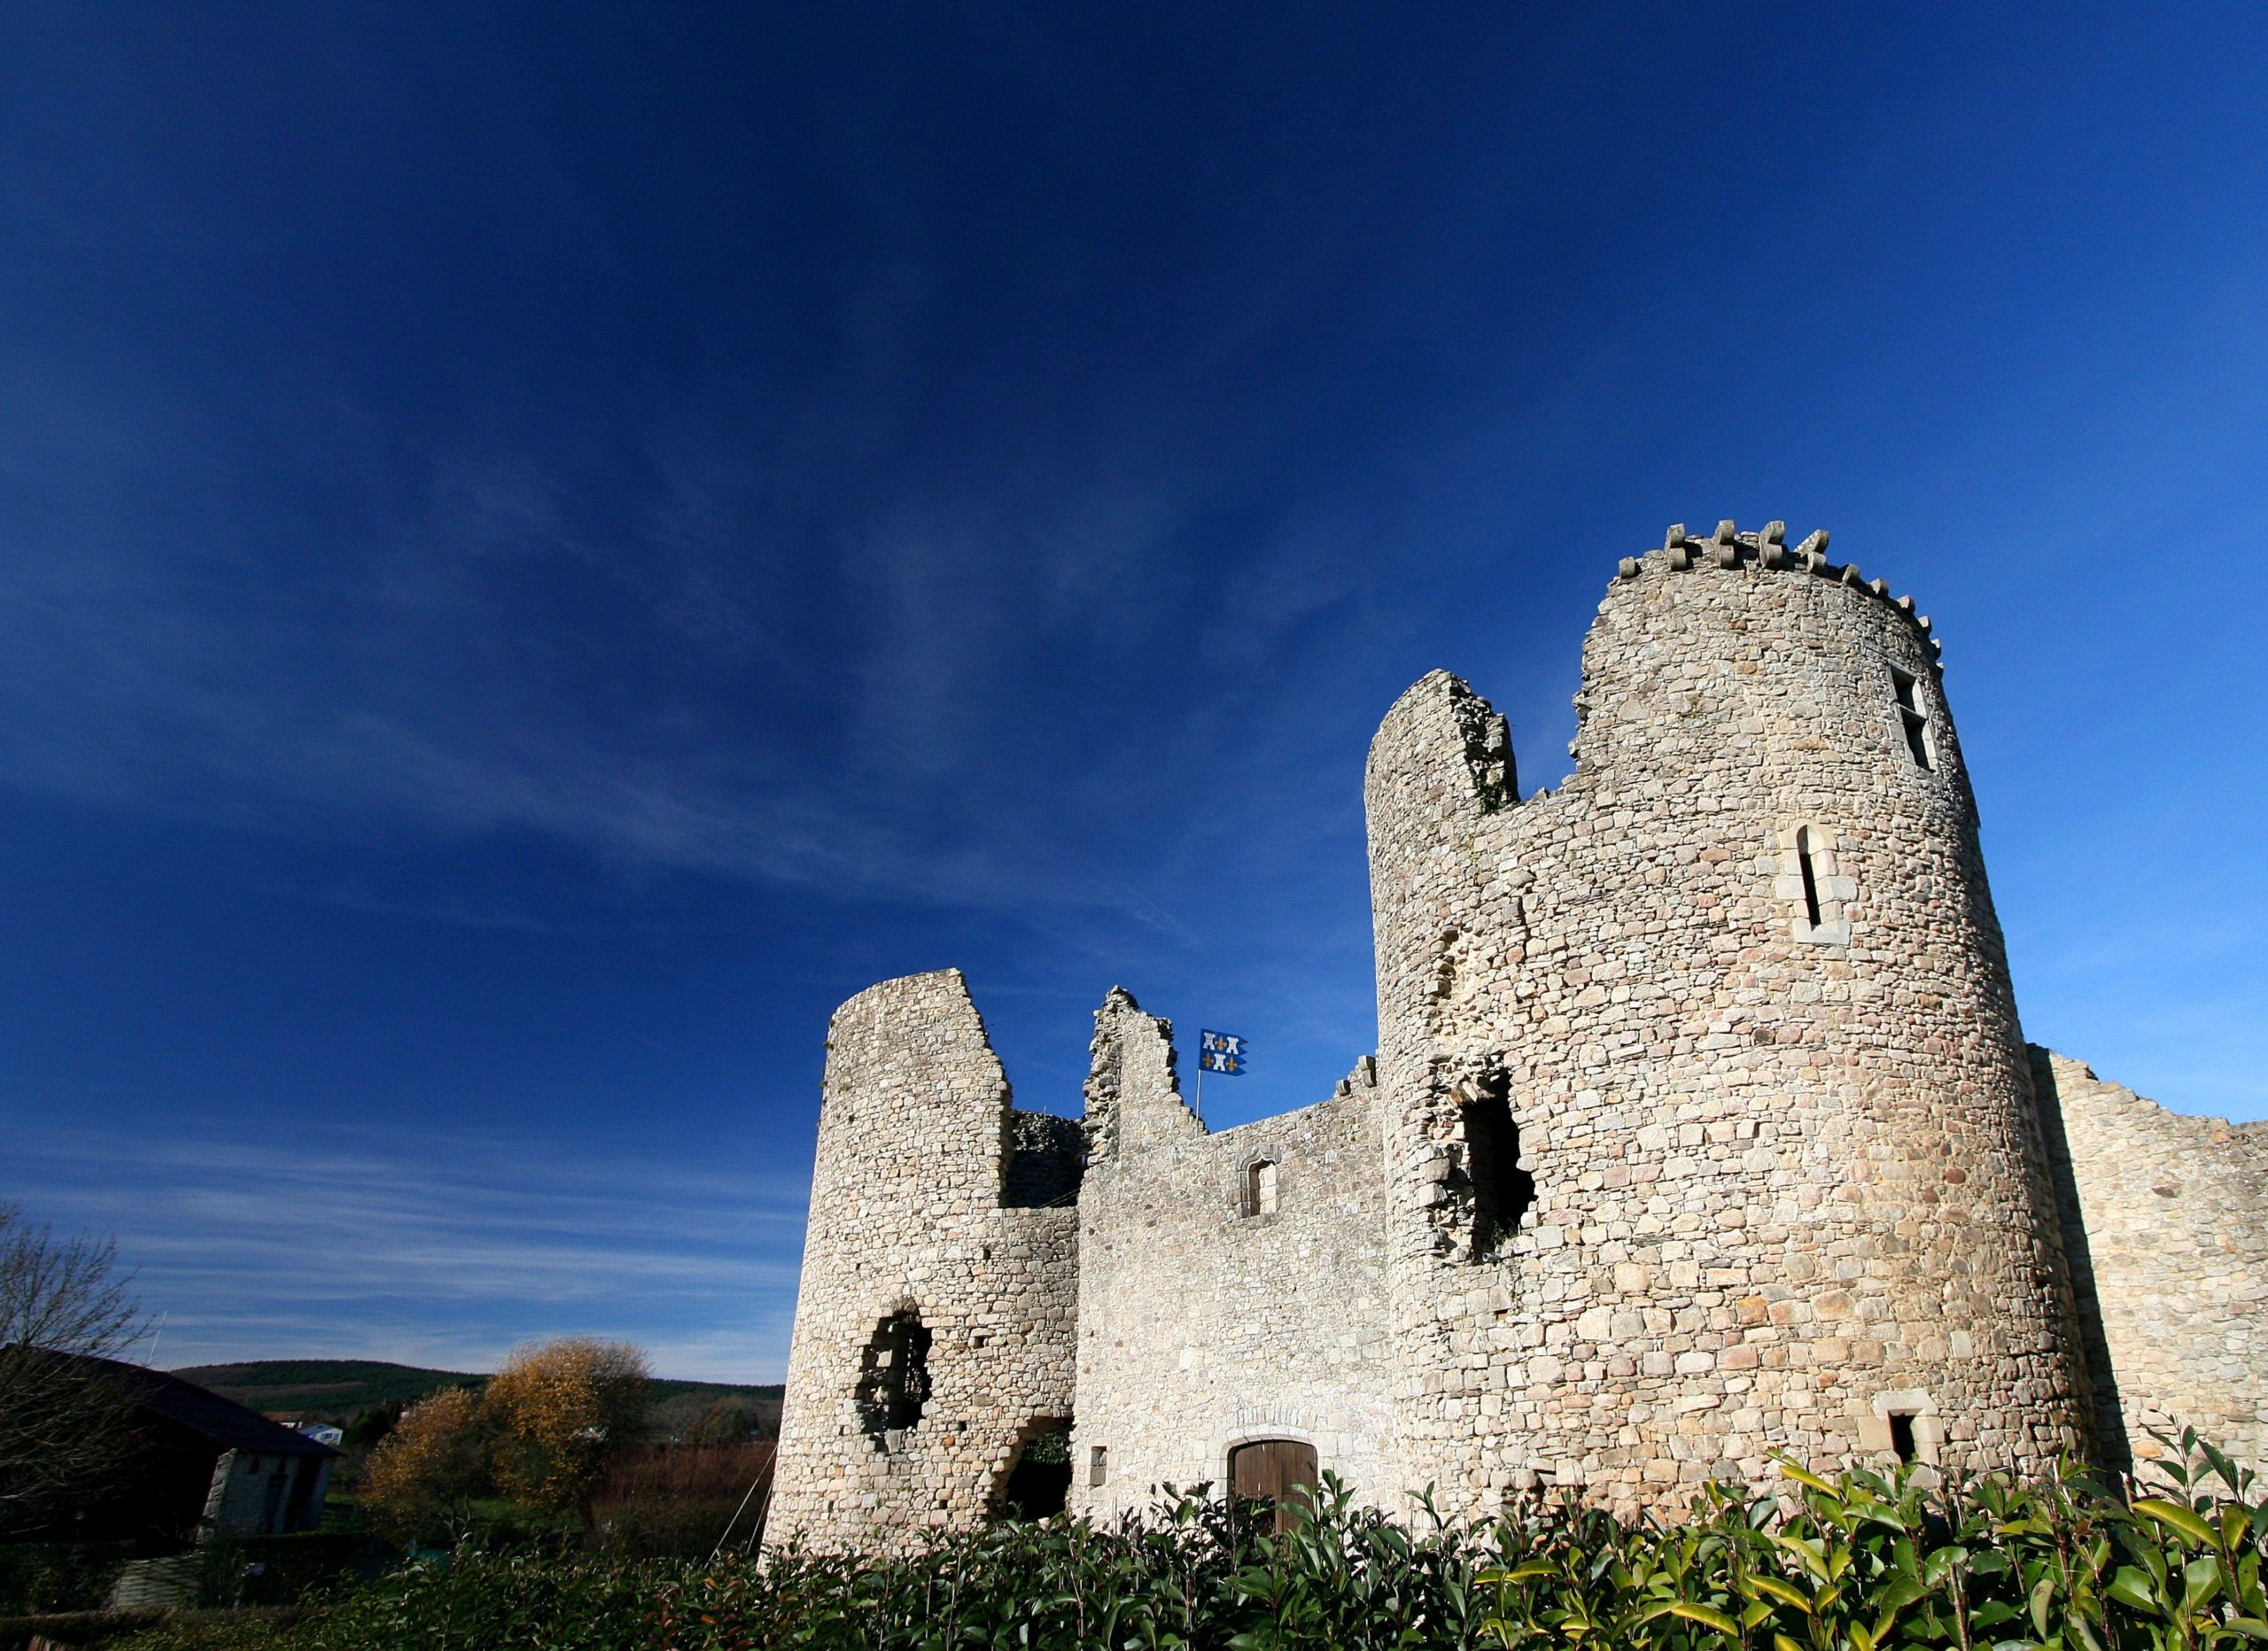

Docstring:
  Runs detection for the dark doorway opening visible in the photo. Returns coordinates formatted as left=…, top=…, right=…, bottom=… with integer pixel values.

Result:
left=1889, top=1413, right=1918, bottom=1465
left=1462, top=1083, right=1535, bottom=1258
left=1230, top=1438, right=1319, bottom=1533
left=998, top=1419, right=1073, bottom=1519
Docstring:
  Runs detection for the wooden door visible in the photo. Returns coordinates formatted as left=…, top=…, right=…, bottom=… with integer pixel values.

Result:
left=1229, top=1438, right=1318, bottom=1532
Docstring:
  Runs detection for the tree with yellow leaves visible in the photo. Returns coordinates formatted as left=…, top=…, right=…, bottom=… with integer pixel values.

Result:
left=482, top=1337, right=650, bottom=1521
left=360, top=1385, right=489, bottom=1544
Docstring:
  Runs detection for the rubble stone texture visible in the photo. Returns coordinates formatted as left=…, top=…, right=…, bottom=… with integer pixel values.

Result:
left=2032, top=1050, right=2268, bottom=1475
left=764, top=528, right=2266, bottom=1554
left=765, top=971, right=1077, bottom=1552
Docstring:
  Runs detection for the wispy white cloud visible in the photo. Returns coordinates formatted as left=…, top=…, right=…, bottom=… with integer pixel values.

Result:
left=0, top=345, right=1330, bottom=926
left=6, top=1122, right=809, bottom=1382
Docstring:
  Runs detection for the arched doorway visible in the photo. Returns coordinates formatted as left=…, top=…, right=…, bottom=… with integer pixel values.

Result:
left=1228, top=1438, right=1318, bottom=1533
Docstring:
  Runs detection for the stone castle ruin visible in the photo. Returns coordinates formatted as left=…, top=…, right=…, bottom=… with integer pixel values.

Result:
left=765, top=522, right=2267, bottom=1553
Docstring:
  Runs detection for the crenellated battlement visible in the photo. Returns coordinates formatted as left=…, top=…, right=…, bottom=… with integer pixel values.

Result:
left=1615, top=519, right=1940, bottom=658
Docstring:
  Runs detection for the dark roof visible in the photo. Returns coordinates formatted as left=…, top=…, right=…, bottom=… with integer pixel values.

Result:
left=24, top=1351, right=338, bottom=1458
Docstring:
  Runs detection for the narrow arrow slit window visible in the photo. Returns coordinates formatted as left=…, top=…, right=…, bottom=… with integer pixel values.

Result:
left=1780, top=824, right=1852, bottom=946
left=1797, top=826, right=1825, bottom=929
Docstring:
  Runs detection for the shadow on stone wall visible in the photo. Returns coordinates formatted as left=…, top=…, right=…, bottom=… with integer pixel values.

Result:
left=2029, top=1046, right=2132, bottom=1475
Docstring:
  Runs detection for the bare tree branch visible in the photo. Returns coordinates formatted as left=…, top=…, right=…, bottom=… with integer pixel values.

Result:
left=0, top=1203, right=151, bottom=1534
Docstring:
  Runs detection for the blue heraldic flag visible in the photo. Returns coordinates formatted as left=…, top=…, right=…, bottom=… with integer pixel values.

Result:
left=1198, top=1030, right=1247, bottom=1075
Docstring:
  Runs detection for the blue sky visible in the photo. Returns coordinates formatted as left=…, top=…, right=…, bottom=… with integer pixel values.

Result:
left=3, top=5, right=2263, bottom=1383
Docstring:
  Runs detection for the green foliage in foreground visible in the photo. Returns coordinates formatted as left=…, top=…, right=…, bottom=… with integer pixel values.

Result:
left=0, top=1539, right=132, bottom=1614
left=107, top=1431, right=2266, bottom=1651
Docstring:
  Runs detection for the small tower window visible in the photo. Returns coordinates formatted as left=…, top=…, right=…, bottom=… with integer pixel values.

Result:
left=1868, top=1389, right=1937, bottom=1466
left=1779, top=825, right=1852, bottom=946
left=1796, top=826, right=1825, bottom=929
left=1891, top=668, right=1934, bottom=770
left=1088, top=1445, right=1108, bottom=1487
left=1245, top=1159, right=1280, bottom=1217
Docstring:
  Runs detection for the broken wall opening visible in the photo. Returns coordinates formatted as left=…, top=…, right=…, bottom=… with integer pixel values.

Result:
left=1002, top=1110, right=1086, bottom=1208
left=995, top=1417, right=1073, bottom=1520
left=855, top=1306, right=933, bottom=1446
left=1462, top=1081, right=1535, bottom=1259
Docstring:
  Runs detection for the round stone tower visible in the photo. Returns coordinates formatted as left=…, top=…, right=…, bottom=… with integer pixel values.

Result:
left=764, top=970, right=1081, bottom=1554
left=1363, top=522, right=2091, bottom=1515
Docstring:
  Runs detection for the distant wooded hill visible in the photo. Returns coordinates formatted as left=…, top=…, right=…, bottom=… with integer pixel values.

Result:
left=174, top=1358, right=784, bottom=1438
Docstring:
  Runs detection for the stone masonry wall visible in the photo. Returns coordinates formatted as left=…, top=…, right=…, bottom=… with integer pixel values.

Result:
left=765, top=971, right=1078, bottom=1554
left=1071, top=985, right=1401, bottom=1518
left=2032, top=1048, right=2268, bottom=1477
left=1082, top=986, right=1205, bottom=1160
left=1363, top=524, right=2092, bottom=1520
left=766, top=524, right=2258, bottom=1557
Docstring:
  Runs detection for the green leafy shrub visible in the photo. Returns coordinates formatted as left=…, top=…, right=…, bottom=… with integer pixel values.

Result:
left=0, top=1539, right=133, bottom=1613
left=101, top=1554, right=656, bottom=1651
left=1469, top=1429, right=2267, bottom=1651
left=102, top=1430, right=2266, bottom=1651
left=16, top=1609, right=296, bottom=1650
left=192, top=1535, right=377, bottom=1609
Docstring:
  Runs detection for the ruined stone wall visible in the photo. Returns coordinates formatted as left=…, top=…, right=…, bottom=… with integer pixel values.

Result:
left=2032, top=1048, right=2268, bottom=1477
left=765, top=523, right=2267, bottom=1558
left=1082, top=986, right=1205, bottom=1160
left=765, top=970, right=1079, bottom=1554
left=1070, top=988, right=1401, bottom=1517
left=1364, top=524, right=2093, bottom=1519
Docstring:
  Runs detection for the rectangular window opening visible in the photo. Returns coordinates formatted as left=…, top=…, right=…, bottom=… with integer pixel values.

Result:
left=1088, top=1446, right=1107, bottom=1487
left=1246, top=1159, right=1280, bottom=1216
left=1899, top=710, right=1933, bottom=768
left=1888, top=1412, right=1918, bottom=1465
left=1891, top=669, right=1935, bottom=770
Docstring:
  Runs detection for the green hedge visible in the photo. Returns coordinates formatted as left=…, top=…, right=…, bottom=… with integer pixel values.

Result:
left=0, top=1541, right=134, bottom=1615
left=106, top=1432, right=2268, bottom=1651
left=192, top=1536, right=378, bottom=1610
